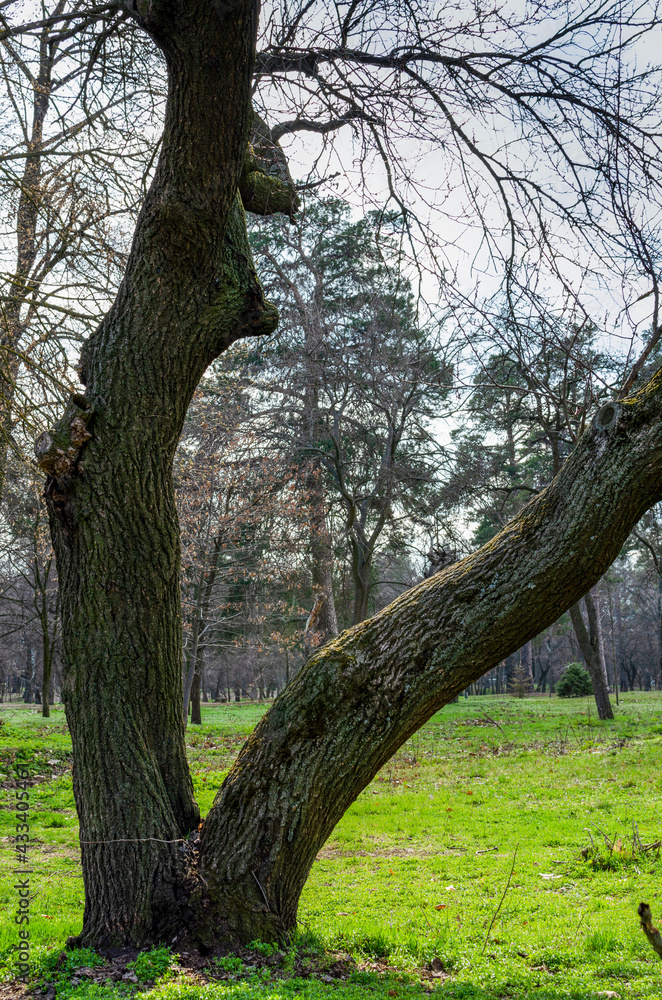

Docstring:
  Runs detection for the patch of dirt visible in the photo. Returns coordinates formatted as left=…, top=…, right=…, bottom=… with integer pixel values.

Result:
left=28, top=946, right=358, bottom=996
left=0, top=982, right=31, bottom=999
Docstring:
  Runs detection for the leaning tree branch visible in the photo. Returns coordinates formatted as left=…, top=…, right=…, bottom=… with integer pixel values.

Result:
left=198, top=370, right=662, bottom=942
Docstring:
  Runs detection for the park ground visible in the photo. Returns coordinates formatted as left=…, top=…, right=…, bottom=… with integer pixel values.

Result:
left=1, top=693, right=662, bottom=999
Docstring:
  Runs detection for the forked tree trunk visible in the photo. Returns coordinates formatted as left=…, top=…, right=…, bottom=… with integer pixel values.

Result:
left=37, top=0, right=662, bottom=955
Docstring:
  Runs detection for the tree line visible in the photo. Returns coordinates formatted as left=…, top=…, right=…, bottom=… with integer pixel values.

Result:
left=2, top=194, right=662, bottom=719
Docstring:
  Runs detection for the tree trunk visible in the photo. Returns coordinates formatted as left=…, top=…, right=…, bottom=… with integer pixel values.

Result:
left=350, top=537, right=372, bottom=625
left=569, top=591, right=614, bottom=719
left=184, top=533, right=225, bottom=722
left=306, top=455, right=339, bottom=642
left=505, top=650, right=518, bottom=690
left=310, top=521, right=339, bottom=641
left=23, top=643, right=34, bottom=703
left=191, top=666, right=202, bottom=725
left=520, top=641, right=533, bottom=690
left=41, top=634, right=53, bottom=719
left=42, top=0, right=275, bottom=949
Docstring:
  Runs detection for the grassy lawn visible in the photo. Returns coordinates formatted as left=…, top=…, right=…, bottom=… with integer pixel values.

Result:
left=2, top=693, right=662, bottom=998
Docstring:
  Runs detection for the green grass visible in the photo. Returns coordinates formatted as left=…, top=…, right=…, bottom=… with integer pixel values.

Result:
left=2, top=693, right=662, bottom=998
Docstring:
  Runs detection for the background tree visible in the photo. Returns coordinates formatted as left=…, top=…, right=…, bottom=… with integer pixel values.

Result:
left=176, top=378, right=309, bottom=722
left=242, top=196, right=453, bottom=626
left=0, top=458, right=59, bottom=714
left=445, top=314, right=619, bottom=716
left=0, top=3, right=162, bottom=497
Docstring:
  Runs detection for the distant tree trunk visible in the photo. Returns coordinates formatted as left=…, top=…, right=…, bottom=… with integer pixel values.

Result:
left=41, top=637, right=54, bottom=718
left=183, top=615, right=202, bottom=724
left=623, top=660, right=637, bottom=691
left=307, top=463, right=339, bottom=642
left=520, top=641, right=534, bottom=690
left=184, top=533, right=224, bottom=723
left=505, top=651, right=518, bottom=691
left=191, top=666, right=202, bottom=725
left=310, top=531, right=339, bottom=641
left=569, top=592, right=614, bottom=719
left=537, top=632, right=553, bottom=693
left=350, top=535, right=372, bottom=625
left=23, top=643, right=34, bottom=703
left=35, top=553, right=58, bottom=718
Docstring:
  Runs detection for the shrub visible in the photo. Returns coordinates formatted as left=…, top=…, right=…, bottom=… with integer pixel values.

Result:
left=557, top=662, right=593, bottom=698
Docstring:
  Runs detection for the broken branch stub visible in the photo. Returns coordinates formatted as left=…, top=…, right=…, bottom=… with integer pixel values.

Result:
left=239, top=111, right=300, bottom=220
left=638, top=903, right=662, bottom=958
left=35, top=393, right=93, bottom=477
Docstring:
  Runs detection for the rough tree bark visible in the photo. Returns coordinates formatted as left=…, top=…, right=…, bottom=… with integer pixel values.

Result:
left=36, top=0, right=662, bottom=955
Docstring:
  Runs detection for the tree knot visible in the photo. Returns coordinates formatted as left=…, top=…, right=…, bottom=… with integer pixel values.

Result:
left=35, top=393, right=93, bottom=478
left=592, top=401, right=621, bottom=434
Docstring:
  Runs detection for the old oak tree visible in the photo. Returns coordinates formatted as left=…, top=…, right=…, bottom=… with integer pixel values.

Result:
left=10, top=0, right=662, bottom=952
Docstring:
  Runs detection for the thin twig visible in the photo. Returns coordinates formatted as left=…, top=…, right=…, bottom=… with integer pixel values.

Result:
left=252, top=869, right=271, bottom=912
left=482, top=844, right=518, bottom=955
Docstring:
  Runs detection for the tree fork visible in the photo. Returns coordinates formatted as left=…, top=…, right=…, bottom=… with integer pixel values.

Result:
left=34, top=0, right=662, bottom=955
left=196, top=389, right=662, bottom=944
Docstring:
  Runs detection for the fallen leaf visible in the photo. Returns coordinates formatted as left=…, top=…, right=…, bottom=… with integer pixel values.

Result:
left=434, top=904, right=446, bottom=910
